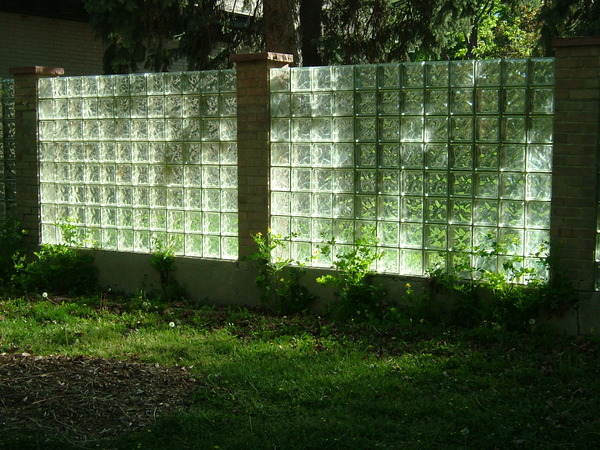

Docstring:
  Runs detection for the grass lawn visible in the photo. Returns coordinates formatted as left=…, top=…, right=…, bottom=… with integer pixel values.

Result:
left=1, top=294, right=599, bottom=449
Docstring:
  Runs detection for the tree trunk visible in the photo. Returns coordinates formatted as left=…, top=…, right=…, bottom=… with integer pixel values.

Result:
left=264, top=0, right=298, bottom=61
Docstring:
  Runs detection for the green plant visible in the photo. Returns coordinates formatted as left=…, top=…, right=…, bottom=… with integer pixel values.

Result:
left=427, top=235, right=577, bottom=331
left=149, top=239, right=186, bottom=302
left=248, top=230, right=317, bottom=315
left=317, top=233, right=386, bottom=321
left=12, top=219, right=97, bottom=295
left=0, top=219, right=25, bottom=287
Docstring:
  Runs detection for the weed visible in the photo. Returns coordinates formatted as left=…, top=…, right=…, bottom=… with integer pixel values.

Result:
left=12, top=219, right=97, bottom=295
left=317, top=232, right=386, bottom=321
left=0, top=219, right=25, bottom=287
left=248, top=230, right=317, bottom=315
left=149, top=239, right=187, bottom=302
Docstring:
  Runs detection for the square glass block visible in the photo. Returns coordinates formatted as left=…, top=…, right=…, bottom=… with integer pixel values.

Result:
left=331, top=65, right=354, bottom=91
left=475, top=60, right=501, bottom=86
left=291, top=67, right=312, bottom=91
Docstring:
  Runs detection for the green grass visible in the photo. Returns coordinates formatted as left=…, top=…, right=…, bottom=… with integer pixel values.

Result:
left=1, top=294, right=599, bottom=449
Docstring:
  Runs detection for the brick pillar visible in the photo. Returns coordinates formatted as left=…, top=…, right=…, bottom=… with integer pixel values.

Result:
left=551, top=38, right=600, bottom=293
left=10, top=66, right=64, bottom=252
left=230, top=52, right=293, bottom=259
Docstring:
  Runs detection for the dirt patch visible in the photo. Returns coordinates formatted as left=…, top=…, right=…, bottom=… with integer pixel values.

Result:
left=0, top=353, right=198, bottom=445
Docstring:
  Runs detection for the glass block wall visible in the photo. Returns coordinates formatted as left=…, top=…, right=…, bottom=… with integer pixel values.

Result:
left=0, top=79, right=16, bottom=220
left=270, top=59, right=554, bottom=276
left=37, top=71, right=238, bottom=259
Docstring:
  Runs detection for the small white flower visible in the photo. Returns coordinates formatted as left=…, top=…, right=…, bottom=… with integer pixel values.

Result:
left=42, top=292, right=48, bottom=299
left=169, top=322, right=176, bottom=328
left=529, top=318, right=536, bottom=325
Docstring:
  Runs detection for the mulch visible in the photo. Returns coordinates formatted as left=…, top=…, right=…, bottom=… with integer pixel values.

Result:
left=0, top=352, right=198, bottom=445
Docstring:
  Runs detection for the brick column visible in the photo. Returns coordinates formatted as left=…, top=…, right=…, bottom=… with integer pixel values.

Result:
left=230, top=52, right=293, bottom=259
left=10, top=66, right=64, bottom=252
left=551, top=38, right=600, bottom=293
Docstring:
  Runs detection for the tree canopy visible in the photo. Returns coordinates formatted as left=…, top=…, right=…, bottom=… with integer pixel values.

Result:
left=83, top=0, right=600, bottom=73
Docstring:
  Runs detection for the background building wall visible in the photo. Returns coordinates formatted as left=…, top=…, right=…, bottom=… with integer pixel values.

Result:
left=0, top=12, right=104, bottom=76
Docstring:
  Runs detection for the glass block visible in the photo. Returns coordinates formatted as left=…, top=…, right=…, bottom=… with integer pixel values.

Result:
left=101, top=228, right=118, bottom=250
left=425, top=172, right=448, bottom=196
left=333, top=194, right=354, bottom=218
left=378, top=247, right=399, bottom=273
left=332, top=91, right=354, bottom=116
left=475, top=60, right=501, bottom=86
left=378, top=196, right=399, bottom=220
left=331, top=65, right=354, bottom=90
left=475, top=172, right=498, bottom=198
left=167, top=187, right=184, bottom=208
left=473, top=200, right=499, bottom=227
left=379, top=117, right=400, bottom=142
left=117, top=207, right=133, bottom=228
left=450, top=200, right=472, bottom=224
left=312, top=218, right=332, bottom=241
left=202, top=188, right=220, bottom=212
left=402, top=249, right=423, bottom=275
left=476, top=145, right=499, bottom=169
left=378, top=64, right=400, bottom=89
left=526, top=202, right=551, bottom=229
left=450, top=61, right=475, bottom=87
left=529, top=117, right=553, bottom=144
left=378, top=144, right=399, bottom=168
left=271, top=143, right=290, bottom=166
left=500, top=173, right=525, bottom=199
left=271, top=167, right=290, bottom=191
left=312, top=168, right=332, bottom=192
left=502, top=59, right=528, bottom=86
left=311, top=92, right=332, bottom=116
left=401, top=197, right=422, bottom=222
left=425, top=89, right=448, bottom=115
left=291, top=192, right=311, bottom=216
left=401, top=223, right=423, bottom=248
left=476, top=116, right=499, bottom=142
left=130, top=119, right=148, bottom=140
left=502, top=116, right=526, bottom=143
left=425, top=198, right=447, bottom=223
left=311, top=118, right=332, bottom=142
left=291, top=144, right=311, bottom=166
left=271, top=93, right=290, bottom=118
left=292, top=216, right=311, bottom=240
left=532, top=88, right=554, bottom=114
left=221, top=237, right=238, bottom=260
left=332, top=169, right=354, bottom=193
left=379, top=91, right=400, bottom=115
left=498, top=228, right=524, bottom=255
left=378, top=221, right=399, bottom=246
left=449, top=225, right=471, bottom=251
left=133, top=186, right=149, bottom=206
left=450, top=116, right=473, bottom=142
left=380, top=169, right=399, bottom=194
left=402, top=90, right=424, bottom=115
left=149, top=209, right=166, bottom=230
left=167, top=210, right=185, bottom=232
left=357, top=170, right=376, bottom=193
left=425, top=144, right=448, bottom=169
left=526, top=229, right=550, bottom=256
left=526, top=173, right=552, bottom=201
left=332, top=117, right=355, bottom=142
left=450, top=172, right=473, bottom=197
left=271, top=119, right=291, bottom=142
left=355, top=117, right=376, bottom=142
left=133, top=208, right=150, bottom=229
left=500, top=200, right=524, bottom=227
left=355, top=65, right=377, bottom=90
left=500, top=145, right=525, bottom=171
left=356, top=91, right=377, bottom=115
left=400, top=144, right=423, bottom=168
left=333, top=219, right=354, bottom=243
left=291, top=68, right=312, bottom=91
left=425, top=225, right=447, bottom=250
left=270, top=68, right=291, bottom=92
left=426, top=62, right=449, bottom=87
left=272, top=191, right=290, bottom=215
left=134, top=230, right=150, bottom=252
left=425, top=117, right=448, bottom=142
left=477, top=89, right=500, bottom=114
left=312, top=144, right=332, bottom=167
left=531, top=58, right=554, bottom=86
left=401, top=116, right=424, bottom=142
left=292, top=168, right=311, bottom=191
left=527, top=145, right=552, bottom=172
left=219, top=70, right=236, bottom=92
left=312, top=193, right=333, bottom=217
left=451, top=89, right=474, bottom=115
left=504, top=88, right=527, bottom=114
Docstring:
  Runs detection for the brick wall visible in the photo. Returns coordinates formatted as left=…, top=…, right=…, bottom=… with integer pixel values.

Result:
left=551, top=37, right=600, bottom=294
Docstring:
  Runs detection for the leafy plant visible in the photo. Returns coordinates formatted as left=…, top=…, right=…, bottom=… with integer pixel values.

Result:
left=149, top=239, right=186, bottom=302
left=317, top=233, right=386, bottom=321
left=0, top=219, right=25, bottom=287
left=248, top=230, right=317, bottom=315
left=427, top=235, right=577, bottom=331
left=12, top=219, right=97, bottom=295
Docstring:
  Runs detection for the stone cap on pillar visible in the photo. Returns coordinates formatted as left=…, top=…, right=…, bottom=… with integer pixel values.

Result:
left=230, top=52, right=294, bottom=64
left=9, top=66, right=65, bottom=76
